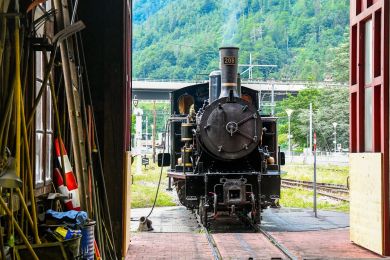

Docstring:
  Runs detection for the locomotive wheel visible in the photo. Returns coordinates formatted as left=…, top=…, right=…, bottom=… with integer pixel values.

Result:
left=251, top=210, right=261, bottom=224
left=175, top=180, right=186, bottom=206
left=251, top=200, right=261, bottom=224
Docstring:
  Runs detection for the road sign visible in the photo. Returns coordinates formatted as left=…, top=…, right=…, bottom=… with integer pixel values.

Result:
left=142, top=157, right=149, bottom=167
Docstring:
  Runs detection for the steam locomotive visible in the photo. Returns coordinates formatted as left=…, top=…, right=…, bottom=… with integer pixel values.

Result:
left=158, top=47, right=284, bottom=226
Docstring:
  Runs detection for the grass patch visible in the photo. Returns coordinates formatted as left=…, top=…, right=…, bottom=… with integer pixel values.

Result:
left=131, top=157, right=176, bottom=208
left=282, top=163, right=349, bottom=185
left=130, top=159, right=350, bottom=211
left=279, top=187, right=349, bottom=212
left=131, top=185, right=176, bottom=208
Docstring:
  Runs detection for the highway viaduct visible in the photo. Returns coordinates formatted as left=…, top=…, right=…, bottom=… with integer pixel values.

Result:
left=132, top=79, right=348, bottom=102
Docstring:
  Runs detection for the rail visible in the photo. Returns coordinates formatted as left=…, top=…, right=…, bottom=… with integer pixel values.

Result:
left=196, top=210, right=298, bottom=260
left=242, top=215, right=298, bottom=260
left=281, top=178, right=349, bottom=202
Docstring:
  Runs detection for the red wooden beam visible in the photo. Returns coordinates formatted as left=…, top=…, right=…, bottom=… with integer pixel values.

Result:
left=357, top=21, right=365, bottom=152
left=380, top=0, right=389, bottom=254
left=351, top=1, right=382, bottom=24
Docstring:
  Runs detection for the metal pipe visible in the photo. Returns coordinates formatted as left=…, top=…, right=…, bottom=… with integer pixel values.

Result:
left=0, top=217, right=5, bottom=260
left=20, top=93, right=41, bottom=244
left=237, top=72, right=241, bottom=98
left=209, top=70, right=221, bottom=103
left=16, top=188, right=34, bottom=227
left=0, top=88, right=14, bottom=155
left=13, top=12, right=21, bottom=179
left=0, top=0, right=10, bottom=67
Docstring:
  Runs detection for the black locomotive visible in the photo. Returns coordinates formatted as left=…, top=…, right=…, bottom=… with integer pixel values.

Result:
left=158, top=47, right=284, bottom=226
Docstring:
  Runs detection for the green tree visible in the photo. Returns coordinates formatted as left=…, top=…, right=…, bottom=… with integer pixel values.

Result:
left=325, top=35, right=349, bottom=82
left=132, top=0, right=350, bottom=81
left=276, top=86, right=349, bottom=152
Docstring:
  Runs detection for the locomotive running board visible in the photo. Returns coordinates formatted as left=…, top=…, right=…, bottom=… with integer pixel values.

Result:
left=167, top=170, right=186, bottom=179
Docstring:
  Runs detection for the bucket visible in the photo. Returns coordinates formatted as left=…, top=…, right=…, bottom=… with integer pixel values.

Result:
left=63, top=235, right=82, bottom=259
left=80, top=220, right=96, bottom=259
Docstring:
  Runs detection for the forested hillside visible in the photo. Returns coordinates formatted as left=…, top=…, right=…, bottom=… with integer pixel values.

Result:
left=132, top=0, right=349, bottom=81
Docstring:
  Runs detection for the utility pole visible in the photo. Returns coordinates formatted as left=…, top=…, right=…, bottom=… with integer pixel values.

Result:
left=313, top=131, right=317, bottom=218
left=152, top=101, right=156, bottom=163
left=286, top=28, right=289, bottom=52
left=309, top=103, right=312, bottom=152
left=271, top=83, right=275, bottom=116
left=286, top=109, right=293, bottom=158
left=333, top=122, right=338, bottom=153
left=135, top=107, right=143, bottom=175
left=249, top=53, right=253, bottom=79
left=145, top=116, right=148, bottom=152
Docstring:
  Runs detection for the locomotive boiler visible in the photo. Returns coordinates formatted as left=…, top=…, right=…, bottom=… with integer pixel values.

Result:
left=158, top=47, right=284, bottom=226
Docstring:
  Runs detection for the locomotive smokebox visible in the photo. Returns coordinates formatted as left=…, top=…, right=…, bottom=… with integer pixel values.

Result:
left=219, top=47, right=239, bottom=99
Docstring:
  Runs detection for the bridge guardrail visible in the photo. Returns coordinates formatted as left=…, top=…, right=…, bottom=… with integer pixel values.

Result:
left=133, top=78, right=348, bottom=87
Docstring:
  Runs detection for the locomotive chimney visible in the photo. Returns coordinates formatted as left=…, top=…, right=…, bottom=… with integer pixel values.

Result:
left=219, top=47, right=239, bottom=99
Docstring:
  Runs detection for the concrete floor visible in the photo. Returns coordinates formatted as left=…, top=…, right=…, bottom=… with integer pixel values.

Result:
left=262, top=207, right=349, bottom=232
left=130, top=206, right=199, bottom=233
left=131, top=206, right=349, bottom=233
left=127, top=206, right=385, bottom=259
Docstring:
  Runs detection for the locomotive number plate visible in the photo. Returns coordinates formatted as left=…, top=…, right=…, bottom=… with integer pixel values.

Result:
left=223, top=56, right=236, bottom=65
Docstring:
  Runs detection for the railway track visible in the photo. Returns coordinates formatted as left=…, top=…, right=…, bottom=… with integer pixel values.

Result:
left=201, top=223, right=223, bottom=260
left=244, top=217, right=298, bottom=260
left=196, top=212, right=298, bottom=260
left=281, top=178, right=349, bottom=202
left=194, top=180, right=349, bottom=259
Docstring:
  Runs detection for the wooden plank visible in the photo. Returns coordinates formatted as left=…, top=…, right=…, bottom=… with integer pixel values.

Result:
left=123, top=151, right=132, bottom=256
left=350, top=153, right=383, bottom=254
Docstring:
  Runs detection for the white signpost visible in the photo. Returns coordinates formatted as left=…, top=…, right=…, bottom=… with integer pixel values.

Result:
left=134, top=107, right=143, bottom=174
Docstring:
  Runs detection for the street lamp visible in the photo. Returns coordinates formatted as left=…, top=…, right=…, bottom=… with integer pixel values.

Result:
left=133, top=95, right=139, bottom=108
left=333, top=122, right=338, bottom=153
left=286, top=109, right=294, bottom=157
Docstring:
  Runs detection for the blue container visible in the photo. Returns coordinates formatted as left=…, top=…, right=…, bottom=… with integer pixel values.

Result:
left=81, top=220, right=96, bottom=259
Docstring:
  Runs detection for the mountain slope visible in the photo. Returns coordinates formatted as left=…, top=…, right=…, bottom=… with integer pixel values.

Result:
left=132, top=0, right=349, bottom=81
